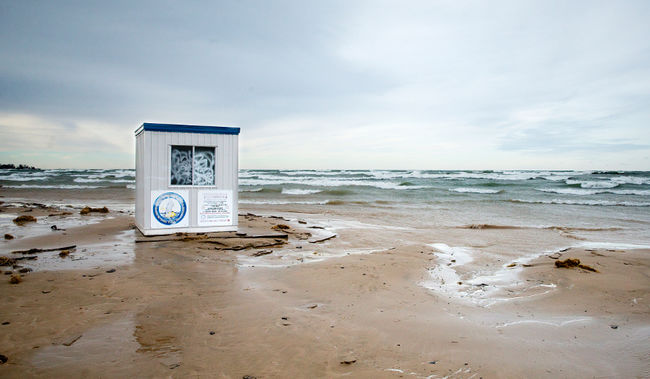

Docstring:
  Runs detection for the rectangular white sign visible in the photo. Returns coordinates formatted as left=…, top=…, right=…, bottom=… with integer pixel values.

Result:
left=198, top=190, right=233, bottom=226
left=150, top=190, right=189, bottom=229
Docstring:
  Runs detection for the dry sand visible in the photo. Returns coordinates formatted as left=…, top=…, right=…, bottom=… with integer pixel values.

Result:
left=0, top=193, right=649, bottom=378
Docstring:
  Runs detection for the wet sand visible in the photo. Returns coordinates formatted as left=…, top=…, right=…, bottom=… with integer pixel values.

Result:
left=0, top=189, right=649, bottom=378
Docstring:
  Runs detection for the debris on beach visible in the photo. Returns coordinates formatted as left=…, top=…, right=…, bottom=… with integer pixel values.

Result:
left=61, top=334, right=82, bottom=346
left=0, top=256, right=16, bottom=266
left=59, top=250, right=71, bottom=258
left=309, top=233, right=337, bottom=244
left=51, top=225, right=65, bottom=231
left=4, top=234, right=14, bottom=240
left=9, top=273, right=22, bottom=284
left=0, top=354, right=7, bottom=364
left=12, top=215, right=37, bottom=225
left=577, top=264, right=599, bottom=272
left=272, top=224, right=291, bottom=231
left=555, top=258, right=580, bottom=268
left=555, top=258, right=599, bottom=272
left=48, top=212, right=72, bottom=217
left=12, top=245, right=76, bottom=255
left=80, top=206, right=109, bottom=215
left=252, top=250, right=273, bottom=257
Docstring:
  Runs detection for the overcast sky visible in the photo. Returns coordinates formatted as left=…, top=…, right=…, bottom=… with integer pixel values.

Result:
left=0, top=0, right=648, bottom=169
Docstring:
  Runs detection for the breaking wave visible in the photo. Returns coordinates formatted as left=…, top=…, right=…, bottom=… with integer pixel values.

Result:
left=450, top=188, right=504, bottom=194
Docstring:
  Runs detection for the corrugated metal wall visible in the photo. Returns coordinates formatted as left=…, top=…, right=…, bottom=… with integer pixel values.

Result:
left=135, top=130, right=239, bottom=233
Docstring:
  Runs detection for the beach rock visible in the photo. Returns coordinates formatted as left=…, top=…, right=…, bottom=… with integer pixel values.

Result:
left=80, top=206, right=109, bottom=215
left=18, top=268, right=32, bottom=274
left=4, top=234, right=14, bottom=240
left=0, top=354, right=7, bottom=364
left=59, top=250, right=70, bottom=258
left=0, top=256, right=16, bottom=266
left=340, top=357, right=357, bottom=365
left=106, top=268, right=116, bottom=273
left=272, top=224, right=291, bottom=231
left=242, top=376, right=257, bottom=379
left=9, top=274, right=22, bottom=284
left=12, top=215, right=37, bottom=225
left=610, top=324, right=618, bottom=329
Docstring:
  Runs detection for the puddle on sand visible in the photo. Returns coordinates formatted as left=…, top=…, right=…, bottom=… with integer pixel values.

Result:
left=134, top=320, right=183, bottom=369
left=32, top=317, right=139, bottom=370
left=11, top=229, right=136, bottom=271
left=0, top=211, right=111, bottom=241
left=237, top=247, right=382, bottom=268
left=32, top=315, right=183, bottom=372
left=421, top=243, right=558, bottom=307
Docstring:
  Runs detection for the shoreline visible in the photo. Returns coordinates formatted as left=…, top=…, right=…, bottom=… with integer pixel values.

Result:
left=0, top=192, right=649, bottom=377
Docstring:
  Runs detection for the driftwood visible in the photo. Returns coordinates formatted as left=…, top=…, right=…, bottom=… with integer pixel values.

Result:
left=216, top=241, right=287, bottom=251
left=11, top=245, right=76, bottom=255
left=135, top=234, right=288, bottom=243
left=309, top=234, right=337, bottom=244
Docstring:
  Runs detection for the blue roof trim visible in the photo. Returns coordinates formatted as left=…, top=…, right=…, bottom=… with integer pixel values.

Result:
left=135, top=123, right=240, bottom=136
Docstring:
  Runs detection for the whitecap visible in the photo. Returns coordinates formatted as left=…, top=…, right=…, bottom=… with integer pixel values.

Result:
left=509, top=198, right=650, bottom=207
left=536, top=188, right=650, bottom=196
left=239, top=200, right=328, bottom=205
left=281, top=188, right=322, bottom=195
left=2, top=184, right=102, bottom=189
left=565, top=180, right=619, bottom=189
left=449, top=187, right=503, bottom=194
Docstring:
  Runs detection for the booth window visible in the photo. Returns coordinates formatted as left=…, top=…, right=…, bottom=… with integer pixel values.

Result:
left=170, top=145, right=215, bottom=186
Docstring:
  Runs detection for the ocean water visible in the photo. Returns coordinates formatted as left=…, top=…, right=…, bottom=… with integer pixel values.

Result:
left=2, top=168, right=649, bottom=243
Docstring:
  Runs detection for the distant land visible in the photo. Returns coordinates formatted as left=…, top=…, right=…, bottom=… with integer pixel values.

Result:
left=0, top=163, right=40, bottom=170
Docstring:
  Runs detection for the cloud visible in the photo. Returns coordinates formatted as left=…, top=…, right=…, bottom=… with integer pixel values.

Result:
left=0, top=0, right=649, bottom=169
left=0, top=113, right=133, bottom=168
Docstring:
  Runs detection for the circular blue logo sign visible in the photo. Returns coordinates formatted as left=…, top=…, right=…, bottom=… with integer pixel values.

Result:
left=153, top=192, right=187, bottom=225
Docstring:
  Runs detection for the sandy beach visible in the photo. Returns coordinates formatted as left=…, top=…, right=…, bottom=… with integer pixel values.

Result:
left=0, top=187, right=648, bottom=378
left=3, top=0, right=650, bottom=376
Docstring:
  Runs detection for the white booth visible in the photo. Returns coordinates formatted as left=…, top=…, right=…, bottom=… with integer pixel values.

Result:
left=134, top=123, right=240, bottom=236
